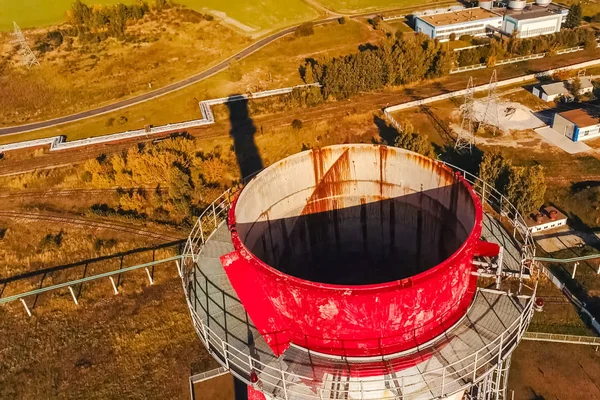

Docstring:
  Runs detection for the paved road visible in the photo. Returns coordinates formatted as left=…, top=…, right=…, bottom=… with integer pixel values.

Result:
left=0, top=2, right=457, bottom=137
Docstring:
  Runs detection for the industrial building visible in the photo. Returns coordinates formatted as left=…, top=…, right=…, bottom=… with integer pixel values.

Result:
left=525, top=206, right=568, bottom=233
left=552, top=108, right=600, bottom=141
left=501, top=2, right=569, bottom=38
left=414, top=0, right=569, bottom=42
left=414, top=8, right=503, bottom=41
left=533, top=77, right=594, bottom=102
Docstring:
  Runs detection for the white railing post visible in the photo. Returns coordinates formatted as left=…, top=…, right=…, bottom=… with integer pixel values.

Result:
left=222, top=341, right=230, bottom=369
left=212, top=202, right=217, bottom=228
left=281, top=369, right=289, bottom=400
left=440, top=367, right=446, bottom=397
left=472, top=352, right=478, bottom=382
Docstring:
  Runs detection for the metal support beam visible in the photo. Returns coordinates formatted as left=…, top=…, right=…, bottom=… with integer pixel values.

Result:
left=20, top=298, right=31, bottom=317
left=109, top=276, right=119, bottom=295
left=68, top=286, right=79, bottom=305
left=572, top=262, right=578, bottom=280
left=145, top=267, right=154, bottom=285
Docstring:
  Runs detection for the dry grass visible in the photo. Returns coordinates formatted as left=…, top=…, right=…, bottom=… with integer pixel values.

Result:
left=509, top=340, right=600, bottom=400
left=0, top=19, right=383, bottom=145
left=0, top=218, right=212, bottom=399
left=0, top=8, right=250, bottom=127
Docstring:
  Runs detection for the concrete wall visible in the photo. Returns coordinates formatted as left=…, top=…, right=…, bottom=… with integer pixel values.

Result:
left=577, top=123, right=600, bottom=141
left=529, top=218, right=567, bottom=233
left=386, top=58, right=600, bottom=114
left=415, top=18, right=435, bottom=38
left=517, top=15, right=562, bottom=38
left=551, top=113, right=575, bottom=139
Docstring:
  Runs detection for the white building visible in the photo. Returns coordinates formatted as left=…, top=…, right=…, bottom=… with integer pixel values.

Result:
left=533, top=77, right=594, bottom=102
left=526, top=206, right=567, bottom=233
left=414, top=8, right=503, bottom=42
left=501, top=3, right=569, bottom=38
left=552, top=108, right=600, bottom=142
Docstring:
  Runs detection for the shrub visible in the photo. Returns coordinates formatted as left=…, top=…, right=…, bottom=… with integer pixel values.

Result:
left=118, top=116, right=128, bottom=124
left=338, top=17, right=347, bottom=24
left=295, top=22, right=314, bottom=37
left=459, top=34, right=473, bottom=42
left=291, top=119, right=303, bottom=130
left=449, top=33, right=456, bottom=41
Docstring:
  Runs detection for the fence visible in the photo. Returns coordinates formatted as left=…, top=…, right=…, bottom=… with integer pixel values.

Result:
left=523, top=331, right=600, bottom=346
left=384, top=56, right=600, bottom=115
left=0, top=84, right=320, bottom=154
left=450, top=44, right=594, bottom=74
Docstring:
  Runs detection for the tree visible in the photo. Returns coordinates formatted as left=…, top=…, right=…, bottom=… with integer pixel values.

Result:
left=565, top=3, right=582, bottom=29
left=391, top=120, right=435, bottom=158
left=569, top=76, right=582, bottom=101
left=505, top=165, right=547, bottom=214
left=291, top=119, right=303, bottom=130
left=295, top=22, right=314, bottom=37
left=478, top=149, right=511, bottom=193
left=449, top=33, right=456, bottom=41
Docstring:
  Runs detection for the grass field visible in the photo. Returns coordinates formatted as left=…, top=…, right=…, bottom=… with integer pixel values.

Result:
left=0, top=19, right=382, bottom=145
left=177, top=0, right=320, bottom=32
left=509, top=340, right=600, bottom=400
left=315, top=0, right=442, bottom=13
left=0, top=0, right=320, bottom=32
left=0, top=8, right=251, bottom=128
left=0, top=0, right=131, bottom=31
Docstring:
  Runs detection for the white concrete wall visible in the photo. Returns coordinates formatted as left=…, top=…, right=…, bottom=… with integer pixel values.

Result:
left=415, top=18, right=435, bottom=38
left=385, top=58, right=600, bottom=115
left=529, top=219, right=567, bottom=233
left=577, top=124, right=600, bottom=140
left=551, top=113, right=575, bottom=139
left=518, top=16, right=562, bottom=38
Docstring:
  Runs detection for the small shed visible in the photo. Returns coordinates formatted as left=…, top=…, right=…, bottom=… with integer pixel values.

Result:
left=532, top=78, right=594, bottom=102
left=552, top=108, right=600, bottom=142
left=525, top=206, right=568, bottom=233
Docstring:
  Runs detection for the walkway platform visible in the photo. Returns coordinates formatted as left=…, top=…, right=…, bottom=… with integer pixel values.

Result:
left=186, top=219, right=533, bottom=400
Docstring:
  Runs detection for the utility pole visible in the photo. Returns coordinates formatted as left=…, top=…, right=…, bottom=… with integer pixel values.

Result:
left=455, top=76, right=475, bottom=153
left=12, top=22, right=39, bottom=68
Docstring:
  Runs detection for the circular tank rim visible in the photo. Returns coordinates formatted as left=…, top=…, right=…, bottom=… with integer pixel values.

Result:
left=228, top=144, right=484, bottom=292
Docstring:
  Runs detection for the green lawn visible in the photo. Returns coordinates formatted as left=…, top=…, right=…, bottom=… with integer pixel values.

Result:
left=177, top=0, right=320, bottom=32
left=1, top=0, right=320, bottom=32
left=0, top=0, right=129, bottom=31
left=316, top=0, right=442, bottom=13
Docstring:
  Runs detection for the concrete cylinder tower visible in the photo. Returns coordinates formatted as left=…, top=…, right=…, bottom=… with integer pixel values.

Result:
left=182, top=144, right=535, bottom=400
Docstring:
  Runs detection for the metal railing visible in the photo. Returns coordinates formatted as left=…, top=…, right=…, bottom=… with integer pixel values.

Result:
left=450, top=44, right=595, bottom=74
left=0, top=84, right=320, bottom=154
left=523, top=332, right=600, bottom=346
left=180, top=167, right=537, bottom=400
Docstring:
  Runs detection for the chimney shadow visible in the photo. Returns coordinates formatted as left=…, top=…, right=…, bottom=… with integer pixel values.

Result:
left=227, top=96, right=263, bottom=180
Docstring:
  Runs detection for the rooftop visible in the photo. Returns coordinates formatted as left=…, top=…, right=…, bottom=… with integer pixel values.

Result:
left=525, top=206, right=567, bottom=228
left=559, top=108, right=600, bottom=128
left=417, top=7, right=501, bottom=26
left=502, top=3, right=568, bottom=21
left=541, top=78, right=593, bottom=96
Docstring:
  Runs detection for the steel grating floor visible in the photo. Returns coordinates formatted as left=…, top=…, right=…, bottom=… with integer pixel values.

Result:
left=191, top=215, right=530, bottom=400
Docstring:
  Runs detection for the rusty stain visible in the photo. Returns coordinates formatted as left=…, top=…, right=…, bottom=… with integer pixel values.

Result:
left=224, top=144, right=487, bottom=358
